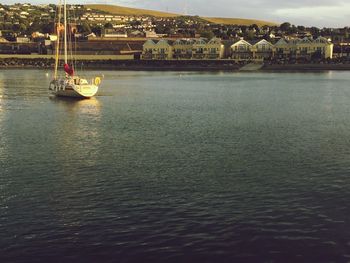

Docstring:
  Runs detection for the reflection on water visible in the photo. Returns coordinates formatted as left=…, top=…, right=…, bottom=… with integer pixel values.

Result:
left=0, top=72, right=5, bottom=112
left=49, top=96, right=102, bottom=177
left=1, top=70, right=350, bottom=262
left=0, top=72, right=8, bottom=168
left=49, top=96, right=101, bottom=114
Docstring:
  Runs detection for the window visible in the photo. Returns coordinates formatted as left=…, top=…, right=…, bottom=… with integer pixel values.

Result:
left=238, top=45, right=246, bottom=51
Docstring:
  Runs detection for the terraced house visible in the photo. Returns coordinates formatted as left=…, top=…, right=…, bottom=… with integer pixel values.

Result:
left=230, top=37, right=333, bottom=61
left=142, top=39, right=174, bottom=60
left=173, top=39, right=195, bottom=59
left=142, top=37, right=224, bottom=60
left=192, top=38, right=208, bottom=59
left=142, top=37, right=334, bottom=60
left=251, top=39, right=275, bottom=59
left=230, top=39, right=275, bottom=61
left=230, top=39, right=253, bottom=60
left=191, top=38, right=225, bottom=59
left=275, top=37, right=333, bottom=59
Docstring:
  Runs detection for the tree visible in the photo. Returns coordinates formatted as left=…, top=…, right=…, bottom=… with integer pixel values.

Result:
left=91, top=24, right=103, bottom=36
left=104, top=22, right=113, bottom=29
left=297, top=25, right=305, bottom=31
left=310, top=26, right=320, bottom=36
left=244, top=30, right=255, bottom=40
left=79, top=22, right=91, bottom=34
left=250, top=23, right=259, bottom=31
left=200, top=30, right=214, bottom=39
left=130, top=20, right=141, bottom=27
left=12, top=23, right=21, bottom=32
left=27, top=17, right=42, bottom=33
left=41, top=22, right=55, bottom=34
left=240, top=25, right=247, bottom=32
left=280, top=22, right=291, bottom=32
left=288, top=25, right=298, bottom=34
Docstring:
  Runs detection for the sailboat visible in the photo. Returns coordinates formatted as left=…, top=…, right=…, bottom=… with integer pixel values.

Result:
left=49, top=0, right=100, bottom=98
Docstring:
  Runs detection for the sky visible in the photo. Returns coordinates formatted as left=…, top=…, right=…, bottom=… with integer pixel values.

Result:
left=4, top=0, right=350, bottom=28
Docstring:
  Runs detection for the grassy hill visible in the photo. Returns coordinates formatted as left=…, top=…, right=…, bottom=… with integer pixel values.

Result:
left=86, top=4, right=278, bottom=26
left=86, top=4, right=179, bottom=18
left=204, top=17, right=278, bottom=27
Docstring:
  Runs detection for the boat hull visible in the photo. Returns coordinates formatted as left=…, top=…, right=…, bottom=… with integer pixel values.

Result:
left=50, top=80, right=99, bottom=98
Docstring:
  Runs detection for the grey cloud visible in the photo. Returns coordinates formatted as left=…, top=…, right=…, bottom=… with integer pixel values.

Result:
left=119, top=0, right=343, bottom=11
left=5, top=0, right=350, bottom=27
left=123, top=0, right=350, bottom=27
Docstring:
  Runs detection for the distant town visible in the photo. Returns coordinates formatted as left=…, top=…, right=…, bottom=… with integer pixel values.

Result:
left=1, top=3, right=350, bottom=67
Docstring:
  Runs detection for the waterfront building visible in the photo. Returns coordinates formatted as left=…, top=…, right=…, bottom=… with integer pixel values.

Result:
left=0, top=42, right=40, bottom=54
left=251, top=39, right=275, bottom=59
left=0, top=37, right=8, bottom=43
left=230, top=39, right=274, bottom=61
left=102, top=29, right=128, bottom=38
left=16, top=37, right=30, bottom=43
left=173, top=39, right=195, bottom=59
left=230, top=39, right=253, bottom=60
left=192, top=38, right=225, bottom=59
left=333, top=42, right=350, bottom=58
left=274, top=38, right=291, bottom=59
left=206, top=37, right=225, bottom=59
left=142, top=37, right=224, bottom=60
left=145, top=30, right=160, bottom=38
left=142, top=39, right=155, bottom=59
left=141, top=39, right=174, bottom=60
left=154, top=39, right=174, bottom=60
left=275, top=37, right=333, bottom=59
left=141, top=37, right=334, bottom=61
left=192, top=38, right=208, bottom=59
left=311, top=36, right=333, bottom=59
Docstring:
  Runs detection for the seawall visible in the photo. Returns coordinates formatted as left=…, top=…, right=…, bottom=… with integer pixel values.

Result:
left=1, top=56, right=350, bottom=71
left=0, top=58, right=241, bottom=71
left=262, top=63, right=350, bottom=71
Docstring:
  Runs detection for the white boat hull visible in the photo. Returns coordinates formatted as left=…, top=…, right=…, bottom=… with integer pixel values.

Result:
left=49, top=79, right=99, bottom=98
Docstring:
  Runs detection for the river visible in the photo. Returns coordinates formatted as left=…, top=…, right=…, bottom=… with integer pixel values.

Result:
left=1, top=70, right=350, bottom=262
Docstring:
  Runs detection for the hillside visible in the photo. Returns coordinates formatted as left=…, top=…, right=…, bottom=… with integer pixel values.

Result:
left=86, top=4, right=277, bottom=26
left=86, top=4, right=179, bottom=18
left=204, top=17, right=278, bottom=27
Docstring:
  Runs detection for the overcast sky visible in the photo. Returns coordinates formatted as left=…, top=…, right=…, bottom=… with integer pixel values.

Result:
left=4, top=0, right=350, bottom=27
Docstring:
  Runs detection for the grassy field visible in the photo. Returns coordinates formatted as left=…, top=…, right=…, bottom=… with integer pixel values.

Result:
left=203, top=17, right=278, bottom=26
left=86, top=4, right=278, bottom=26
left=86, top=4, right=179, bottom=18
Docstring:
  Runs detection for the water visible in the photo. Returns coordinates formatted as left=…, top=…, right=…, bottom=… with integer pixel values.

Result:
left=1, top=70, right=350, bottom=262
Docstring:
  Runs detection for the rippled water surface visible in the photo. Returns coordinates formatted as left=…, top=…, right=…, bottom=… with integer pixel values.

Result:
left=1, top=70, right=350, bottom=262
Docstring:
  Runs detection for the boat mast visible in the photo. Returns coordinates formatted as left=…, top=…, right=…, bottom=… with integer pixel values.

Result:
left=64, top=0, right=68, bottom=64
left=54, top=0, right=62, bottom=80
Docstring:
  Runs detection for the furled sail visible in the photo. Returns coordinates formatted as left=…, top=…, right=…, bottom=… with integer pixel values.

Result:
left=64, top=63, right=74, bottom=76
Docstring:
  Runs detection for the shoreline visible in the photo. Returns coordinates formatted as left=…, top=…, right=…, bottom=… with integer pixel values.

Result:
left=1, top=58, right=350, bottom=71
left=262, top=64, right=350, bottom=71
